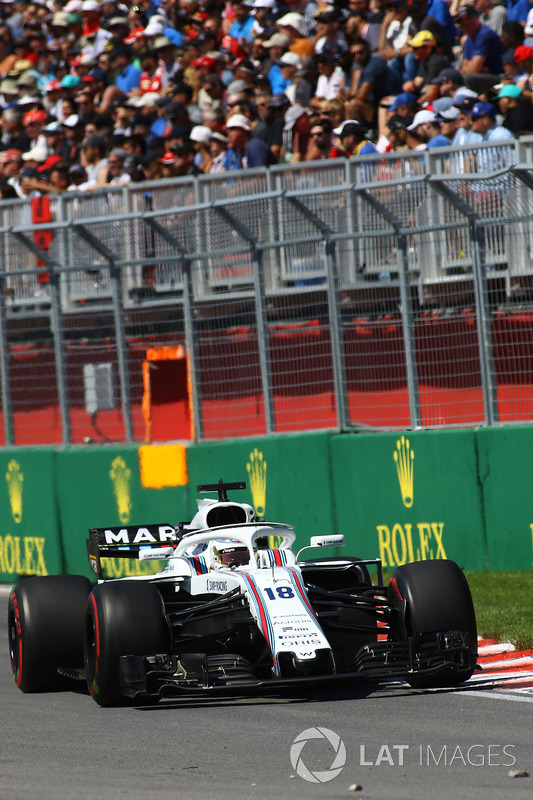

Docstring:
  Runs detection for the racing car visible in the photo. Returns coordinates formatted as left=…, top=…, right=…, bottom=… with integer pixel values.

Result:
left=8, top=480, right=478, bottom=706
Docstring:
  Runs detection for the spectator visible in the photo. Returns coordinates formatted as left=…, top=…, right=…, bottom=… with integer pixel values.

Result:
left=467, top=100, right=512, bottom=140
left=95, top=146, right=131, bottom=186
left=310, top=44, right=347, bottom=112
left=81, top=133, right=108, bottom=184
left=262, top=32, right=291, bottom=94
left=224, top=113, right=277, bottom=169
left=314, top=7, right=349, bottom=55
left=345, top=36, right=401, bottom=125
left=452, top=94, right=483, bottom=146
left=475, top=0, right=507, bottom=35
left=403, top=29, right=451, bottom=104
left=276, top=12, right=315, bottom=59
left=377, top=0, right=417, bottom=84
left=42, top=121, right=70, bottom=161
left=276, top=52, right=311, bottom=107
left=333, top=118, right=378, bottom=154
left=208, top=130, right=228, bottom=173
left=306, top=116, right=346, bottom=159
left=493, top=83, right=533, bottom=134
left=282, top=103, right=311, bottom=161
left=430, top=67, right=465, bottom=98
left=170, top=140, right=204, bottom=176
left=228, top=0, right=256, bottom=46
left=252, top=91, right=284, bottom=160
left=455, top=5, right=504, bottom=93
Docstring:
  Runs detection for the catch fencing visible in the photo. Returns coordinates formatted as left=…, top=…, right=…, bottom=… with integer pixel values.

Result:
left=2, top=134, right=533, bottom=446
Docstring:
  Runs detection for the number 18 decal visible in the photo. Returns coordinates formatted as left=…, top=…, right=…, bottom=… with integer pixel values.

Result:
left=264, top=586, right=295, bottom=600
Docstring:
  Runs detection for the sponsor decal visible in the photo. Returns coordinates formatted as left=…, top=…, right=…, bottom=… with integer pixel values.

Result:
left=0, top=535, right=48, bottom=576
left=109, top=456, right=132, bottom=523
left=102, top=525, right=176, bottom=545
left=207, top=579, right=228, bottom=593
left=246, top=448, right=266, bottom=517
left=6, top=460, right=23, bottom=524
left=377, top=438, right=448, bottom=567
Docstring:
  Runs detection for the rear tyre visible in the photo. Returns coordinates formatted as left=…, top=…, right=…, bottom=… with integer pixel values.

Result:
left=388, top=559, right=477, bottom=689
left=8, top=575, right=93, bottom=692
left=84, top=581, right=169, bottom=706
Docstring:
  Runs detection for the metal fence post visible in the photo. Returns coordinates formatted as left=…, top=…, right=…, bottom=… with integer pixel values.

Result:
left=0, top=257, right=14, bottom=446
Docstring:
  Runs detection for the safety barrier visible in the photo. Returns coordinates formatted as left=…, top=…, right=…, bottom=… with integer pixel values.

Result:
left=2, top=427, right=533, bottom=582
left=3, top=137, right=533, bottom=445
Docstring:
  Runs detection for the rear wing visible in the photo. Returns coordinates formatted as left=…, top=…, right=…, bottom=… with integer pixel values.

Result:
left=86, top=524, right=180, bottom=580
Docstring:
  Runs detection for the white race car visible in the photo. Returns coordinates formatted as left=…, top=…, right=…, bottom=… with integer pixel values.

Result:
left=8, top=481, right=478, bottom=705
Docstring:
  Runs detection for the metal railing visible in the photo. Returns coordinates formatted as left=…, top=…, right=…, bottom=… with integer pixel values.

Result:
left=2, top=135, right=533, bottom=446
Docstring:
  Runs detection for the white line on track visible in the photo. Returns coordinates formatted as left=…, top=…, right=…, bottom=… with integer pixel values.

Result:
left=460, top=689, right=533, bottom=704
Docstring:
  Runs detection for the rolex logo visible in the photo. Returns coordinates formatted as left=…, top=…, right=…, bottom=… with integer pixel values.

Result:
left=109, top=456, right=132, bottom=523
left=393, top=436, right=414, bottom=508
left=246, top=448, right=267, bottom=516
left=6, top=459, right=23, bottom=523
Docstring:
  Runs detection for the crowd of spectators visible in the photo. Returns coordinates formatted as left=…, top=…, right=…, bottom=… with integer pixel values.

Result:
left=0, top=0, right=532, bottom=197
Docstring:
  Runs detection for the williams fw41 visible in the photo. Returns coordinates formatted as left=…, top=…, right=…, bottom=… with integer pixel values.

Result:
left=8, top=481, right=478, bottom=706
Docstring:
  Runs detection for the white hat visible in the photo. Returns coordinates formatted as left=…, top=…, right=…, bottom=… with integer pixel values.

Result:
left=525, top=8, right=533, bottom=35
left=407, top=109, right=437, bottom=130
left=81, top=0, right=100, bottom=10
left=226, top=113, right=251, bottom=132
left=143, top=15, right=165, bottom=35
left=333, top=118, right=361, bottom=136
left=453, top=87, right=478, bottom=104
left=133, top=92, right=161, bottom=107
left=278, top=51, right=302, bottom=68
left=64, top=0, right=83, bottom=10
left=190, top=124, right=212, bottom=143
left=63, top=114, right=80, bottom=127
left=283, top=103, right=308, bottom=131
left=276, top=12, right=306, bottom=35
left=248, top=0, right=275, bottom=6
left=22, top=146, right=47, bottom=162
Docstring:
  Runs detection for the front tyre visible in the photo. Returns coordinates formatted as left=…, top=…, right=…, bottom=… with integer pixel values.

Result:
left=8, top=575, right=93, bottom=692
left=84, top=581, right=169, bottom=707
left=388, top=559, right=477, bottom=689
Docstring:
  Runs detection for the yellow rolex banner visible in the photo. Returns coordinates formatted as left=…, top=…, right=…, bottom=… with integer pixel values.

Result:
left=331, top=430, right=486, bottom=572
left=0, top=451, right=64, bottom=581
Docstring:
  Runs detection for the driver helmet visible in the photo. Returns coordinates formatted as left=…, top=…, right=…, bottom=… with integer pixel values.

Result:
left=211, top=539, right=249, bottom=569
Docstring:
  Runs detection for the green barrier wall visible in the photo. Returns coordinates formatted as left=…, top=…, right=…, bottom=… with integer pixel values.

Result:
left=0, top=450, right=63, bottom=582
left=185, top=433, right=336, bottom=550
left=330, top=430, right=487, bottom=572
left=3, top=426, right=533, bottom=582
left=477, top=427, right=533, bottom=572
left=55, top=446, right=190, bottom=579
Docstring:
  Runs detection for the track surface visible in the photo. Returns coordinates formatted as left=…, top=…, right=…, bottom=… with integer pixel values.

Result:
left=1, top=589, right=532, bottom=800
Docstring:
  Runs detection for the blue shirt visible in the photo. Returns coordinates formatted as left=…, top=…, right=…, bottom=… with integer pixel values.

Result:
left=115, top=63, right=142, bottom=93
left=508, top=0, right=530, bottom=22
left=223, top=137, right=277, bottom=170
left=426, top=133, right=452, bottom=149
left=268, top=64, right=290, bottom=95
left=228, top=16, right=255, bottom=42
left=463, top=24, right=504, bottom=74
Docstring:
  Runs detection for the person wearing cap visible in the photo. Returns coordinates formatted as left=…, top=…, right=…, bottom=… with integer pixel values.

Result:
left=455, top=5, right=504, bottom=85
left=18, top=108, right=48, bottom=154
left=493, top=83, right=533, bottom=134
left=433, top=104, right=459, bottom=141
left=451, top=94, right=483, bottom=147
left=0, top=149, right=23, bottom=189
left=314, top=8, right=348, bottom=57
left=382, top=113, right=415, bottom=151
left=275, top=12, right=315, bottom=59
left=310, top=44, right=347, bottom=112
left=282, top=103, right=310, bottom=161
left=431, top=67, right=465, bottom=101
left=189, top=123, right=212, bottom=171
left=276, top=51, right=311, bottom=107
left=208, top=129, right=228, bottom=173
left=92, top=144, right=131, bottom=186
left=334, top=118, right=378, bottom=156
left=252, top=91, right=284, bottom=160
left=513, top=45, right=533, bottom=92
left=403, top=30, right=451, bottom=105
left=98, top=44, right=142, bottom=114
left=153, top=36, right=180, bottom=88
left=248, top=0, right=276, bottom=39
left=262, top=33, right=292, bottom=95
left=42, top=121, right=70, bottom=161
left=345, top=37, right=401, bottom=127
left=467, top=99, right=512, bottom=141
left=223, top=112, right=277, bottom=169
left=198, top=74, right=225, bottom=113
left=169, top=140, right=203, bottom=176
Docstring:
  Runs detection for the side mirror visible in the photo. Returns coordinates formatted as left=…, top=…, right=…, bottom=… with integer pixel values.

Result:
left=296, top=534, right=345, bottom=561
left=310, top=534, right=345, bottom=548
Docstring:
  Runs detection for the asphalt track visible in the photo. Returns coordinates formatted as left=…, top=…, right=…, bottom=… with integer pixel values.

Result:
left=1, top=588, right=532, bottom=800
